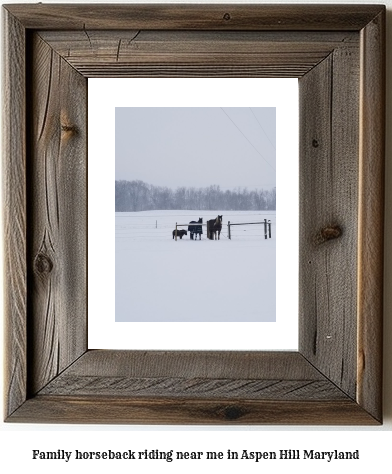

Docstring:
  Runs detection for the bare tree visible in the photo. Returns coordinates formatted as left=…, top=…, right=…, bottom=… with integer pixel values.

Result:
left=115, top=180, right=276, bottom=212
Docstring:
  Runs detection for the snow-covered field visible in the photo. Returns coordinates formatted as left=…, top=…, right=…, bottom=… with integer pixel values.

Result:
left=116, top=210, right=276, bottom=322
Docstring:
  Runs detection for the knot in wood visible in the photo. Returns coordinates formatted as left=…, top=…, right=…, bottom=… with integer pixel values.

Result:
left=34, top=253, right=53, bottom=274
left=61, top=124, right=77, bottom=135
left=315, top=225, right=342, bottom=244
left=223, top=13, right=231, bottom=21
left=223, top=405, right=244, bottom=420
left=312, top=139, right=319, bottom=148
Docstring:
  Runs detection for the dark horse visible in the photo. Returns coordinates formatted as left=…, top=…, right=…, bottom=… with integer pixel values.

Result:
left=188, top=217, right=203, bottom=240
left=172, top=229, right=187, bottom=239
left=207, top=215, right=223, bottom=240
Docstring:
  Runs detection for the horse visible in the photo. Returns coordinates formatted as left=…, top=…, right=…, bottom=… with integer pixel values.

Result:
left=172, top=229, right=187, bottom=239
left=207, top=215, right=222, bottom=240
left=188, top=217, right=203, bottom=240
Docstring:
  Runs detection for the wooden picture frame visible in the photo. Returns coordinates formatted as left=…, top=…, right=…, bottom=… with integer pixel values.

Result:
left=3, top=4, right=385, bottom=424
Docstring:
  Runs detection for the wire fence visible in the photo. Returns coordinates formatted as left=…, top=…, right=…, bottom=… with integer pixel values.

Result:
left=227, top=219, right=272, bottom=240
left=116, top=213, right=276, bottom=241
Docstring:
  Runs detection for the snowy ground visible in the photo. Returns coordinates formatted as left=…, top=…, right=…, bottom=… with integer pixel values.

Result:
left=116, top=210, right=276, bottom=322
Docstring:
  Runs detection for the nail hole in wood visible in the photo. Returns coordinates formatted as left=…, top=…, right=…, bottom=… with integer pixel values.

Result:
left=312, top=139, right=319, bottom=148
left=223, top=13, right=231, bottom=21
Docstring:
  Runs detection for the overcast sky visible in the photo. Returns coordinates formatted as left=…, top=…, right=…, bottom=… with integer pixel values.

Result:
left=115, top=107, right=276, bottom=190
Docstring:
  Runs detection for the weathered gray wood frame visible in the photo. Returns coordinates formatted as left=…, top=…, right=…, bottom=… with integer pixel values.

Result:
left=3, top=4, right=385, bottom=424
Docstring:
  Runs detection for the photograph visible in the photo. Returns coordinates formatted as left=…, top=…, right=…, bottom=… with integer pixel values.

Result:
left=115, top=107, right=276, bottom=322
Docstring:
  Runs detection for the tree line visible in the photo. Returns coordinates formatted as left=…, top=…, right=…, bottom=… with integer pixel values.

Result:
left=115, top=180, right=276, bottom=212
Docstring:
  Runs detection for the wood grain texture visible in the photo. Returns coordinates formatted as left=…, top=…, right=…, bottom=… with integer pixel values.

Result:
left=2, top=9, right=27, bottom=419
left=39, top=377, right=347, bottom=400
left=56, top=350, right=325, bottom=379
left=39, top=30, right=358, bottom=78
left=299, top=42, right=360, bottom=399
left=27, top=33, right=87, bottom=395
left=357, top=9, right=385, bottom=422
left=17, top=351, right=374, bottom=423
left=9, top=396, right=379, bottom=425
left=4, top=4, right=384, bottom=31
left=37, top=351, right=346, bottom=400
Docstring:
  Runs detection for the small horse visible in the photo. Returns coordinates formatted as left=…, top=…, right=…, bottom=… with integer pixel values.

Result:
left=207, top=215, right=222, bottom=240
left=172, top=229, right=187, bottom=239
left=188, top=217, right=203, bottom=240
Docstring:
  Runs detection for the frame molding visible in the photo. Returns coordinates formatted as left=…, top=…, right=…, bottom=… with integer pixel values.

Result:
left=3, top=4, right=385, bottom=424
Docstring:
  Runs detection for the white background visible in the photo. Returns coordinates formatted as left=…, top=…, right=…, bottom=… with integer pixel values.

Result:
left=1, top=0, right=391, bottom=472
left=88, top=78, right=298, bottom=350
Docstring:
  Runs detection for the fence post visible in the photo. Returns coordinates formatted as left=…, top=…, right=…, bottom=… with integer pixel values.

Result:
left=264, top=219, right=267, bottom=239
left=268, top=220, right=271, bottom=238
left=228, top=221, right=231, bottom=239
left=175, top=223, right=178, bottom=241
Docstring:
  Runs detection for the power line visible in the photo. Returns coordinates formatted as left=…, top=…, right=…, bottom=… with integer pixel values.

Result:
left=220, top=108, right=275, bottom=171
left=249, top=107, right=276, bottom=151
